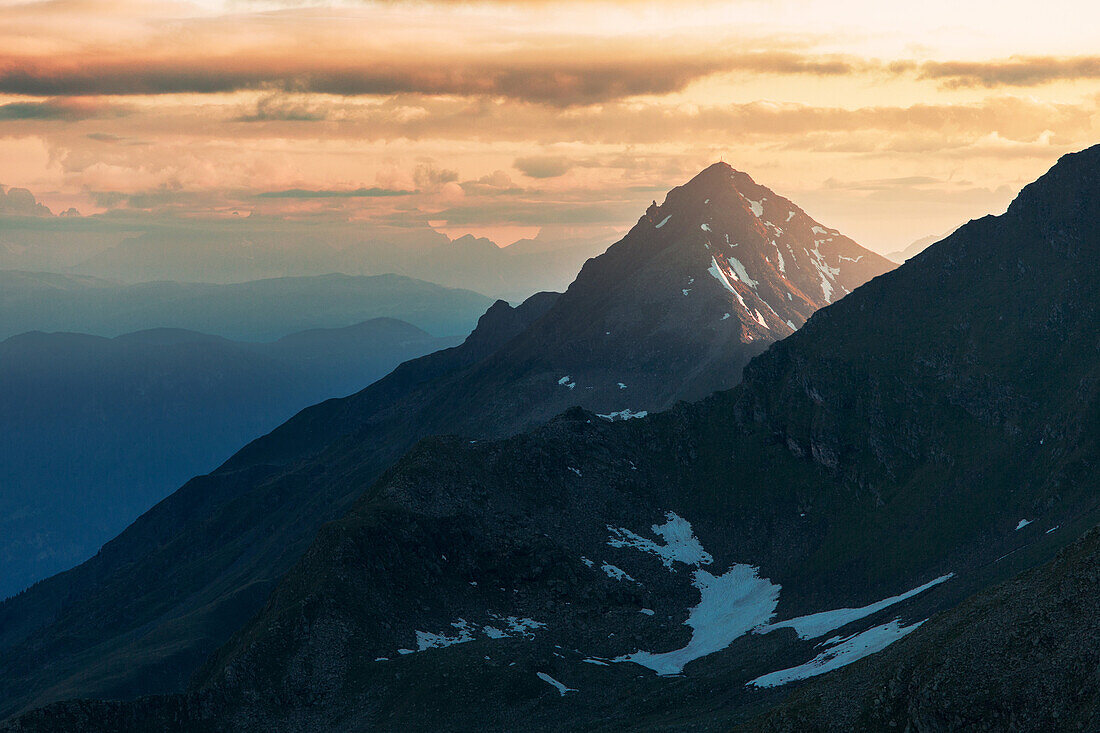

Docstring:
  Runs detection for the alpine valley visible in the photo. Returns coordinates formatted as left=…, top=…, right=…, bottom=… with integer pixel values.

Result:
left=5, top=146, right=1100, bottom=732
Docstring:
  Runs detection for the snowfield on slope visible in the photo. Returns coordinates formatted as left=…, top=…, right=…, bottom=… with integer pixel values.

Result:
left=749, top=619, right=925, bottom=687
left=600, top=512, right=951, bottom=679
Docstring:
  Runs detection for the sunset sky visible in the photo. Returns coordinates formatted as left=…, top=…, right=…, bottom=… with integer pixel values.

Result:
left=2, top=0, right=1099, bottom=252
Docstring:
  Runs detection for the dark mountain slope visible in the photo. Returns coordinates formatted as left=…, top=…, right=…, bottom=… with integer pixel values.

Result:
left=0, top=319, right=458, bottom=598
left=746, top=527, right=1100, bottom=732
left=21, top=146, right=1099, bottom=731
left=0, top=163, right=887, bottom=720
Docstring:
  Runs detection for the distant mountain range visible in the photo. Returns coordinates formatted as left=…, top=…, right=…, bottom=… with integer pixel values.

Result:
left=0, top=320, right=462, bottom=599
left=884, top=226, right=961, bottom=263
left=0, top=192, right=615, bottom=301
left=1, top=147, right=1095, bottom=731
left=0, top=162, right=892, bottom=723
left=0, top=271, right=495, bottom=341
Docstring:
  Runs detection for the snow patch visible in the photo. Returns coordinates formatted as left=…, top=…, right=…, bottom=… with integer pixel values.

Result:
left=721, top=313, right=731, bottom=321
left=607, top=511, right=713, bottom=569
left=406, top=615, right=545, bottom=648
left=617, top=382, right=627, bottom=389
left=707, top=257, right=747, bottom=309
left=701, top=223, right=712, bottom=232
left=655, top=215, right=672, bottom=229
left=786, top=210, right=795, bottom=222
left=599, top=511, right=952, bottom=680
left=807, top=245, right=840, bottom=303
left=727, top=257, right=758, bottom=288
left=743, top=195, right=764, bottom=218
left=753, top=309, right=768, bottom=328
left=615, top=565, right=780, bottom=676
left=536, top=672, right=576, bottom=696
left=413, top=619, right=475, bottom=652
left=601, top=563, right=636, bottom=582
left=749, top=619, right=924, bottom=688
left=757, top=574, right=953, bottom=640
left=482, top=615, right=545, bottom=640
left=597, top=409, right=648, bottom=421
left=1016, top=519, right=1032, bottom=531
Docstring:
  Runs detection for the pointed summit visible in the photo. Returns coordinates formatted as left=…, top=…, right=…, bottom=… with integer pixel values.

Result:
left=632, top=161, right=893, bottom=338
left=386, top=163, right=896, bottom=425
left=506, top=163, right=894, bottom=406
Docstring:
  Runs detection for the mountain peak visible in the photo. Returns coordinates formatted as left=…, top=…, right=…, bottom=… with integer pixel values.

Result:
left=601, top=163, right=895, bottom=344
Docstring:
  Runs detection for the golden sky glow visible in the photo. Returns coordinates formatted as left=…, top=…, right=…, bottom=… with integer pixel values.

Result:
left=1, top=0, right=1098, bottom=251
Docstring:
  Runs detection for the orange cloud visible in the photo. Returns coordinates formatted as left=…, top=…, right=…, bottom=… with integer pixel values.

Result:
left=919, top=56, right=1100, bottom=88
left=0, top=50, right=870, bottom=104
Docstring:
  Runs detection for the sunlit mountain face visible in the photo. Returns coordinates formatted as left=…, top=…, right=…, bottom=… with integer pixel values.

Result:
left=1, top=0, right=1097, bottom=264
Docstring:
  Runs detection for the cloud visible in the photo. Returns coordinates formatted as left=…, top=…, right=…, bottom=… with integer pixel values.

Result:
left=514, top=155, right=573, bottom=178
left=236, top=95, right=328, bottom=122
left=148, top=94, right=1087, bottom=149
left=825, top=175, right=943, bottom=190
left=919, top=56, right=1100, bottom=88
left=459, top=171, right=524, bottom=195
left=9, top=50, right=1100, bottom=108
left=0, top=185, right=53, bottom=216
left=0, top=50, right=866, bottom=105
left=0, top=97, right=123, bottom=121
left=257, top=187, right=415, bottom=198
left=413, top=162, right=459, bottom=191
